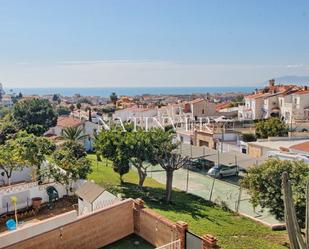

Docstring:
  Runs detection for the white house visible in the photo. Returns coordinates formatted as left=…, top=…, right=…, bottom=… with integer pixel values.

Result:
left=238, top=92, right=268, bottom=120
left=75, top=181, right=119, bottom=216
left=113, top=106, right=158, bottom=129
left=113, top=106, right=157, bottom=121
left=44, top=116, right=98, bottom=151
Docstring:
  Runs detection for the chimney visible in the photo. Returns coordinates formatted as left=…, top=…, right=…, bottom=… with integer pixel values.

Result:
left=269, top=79, right=275, bottom=87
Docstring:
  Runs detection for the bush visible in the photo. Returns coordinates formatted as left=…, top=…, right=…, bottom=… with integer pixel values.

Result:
left=255, top=118, right=288, bottom=138
left=241, top=133, right=256, bottom=142
left=242, top=159, right=309, bottom=226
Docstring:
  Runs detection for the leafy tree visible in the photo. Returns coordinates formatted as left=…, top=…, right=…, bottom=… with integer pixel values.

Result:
left=0, top=139, right=25, bottom=185
left=69, top=104, right=75, bottom=112
left=242, top=159, right=309, bottom=226
left=125, top=131, right=157, bottom=187
left=151, top=129, right=188, bottom=203
left=156, top=152, right=189, bottom=203
left=15, top=131, right=55, bottom=182
left=52, top=149, right=92, bottom=182
left=0, top=120, right=18, bottom=144
left=52, top=94, right=60, bottom=102
left=95, top=129, right=130, bottom=183
left=0, top=107, right=11, bottom=118
left=12, top=98, right=57, bottom=135
left=255, top=118, right=288, bottom=138
left=60, top=126, right=88, bottom=142
left=76, top=102, right=81, bottom=110
left=54, top=141, right=87, bottom=160
left=110, top=92, right=118, bottom=105
left=56, top=106, right=70, bottom=116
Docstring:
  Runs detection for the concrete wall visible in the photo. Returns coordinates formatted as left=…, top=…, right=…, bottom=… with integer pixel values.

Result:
left=0, top=182, right=67, bottom=215
left=195, top=131, right=215, bottom=148
left=1, top=211, right=78, bottom=248
left=248, top=144, right=264, bottom=157
left=0, top=167, right=32, bottom=186
left=3, top=199, right=134, bottom=249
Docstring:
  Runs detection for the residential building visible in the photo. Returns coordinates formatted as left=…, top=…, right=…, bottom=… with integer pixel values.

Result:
left=248, top=137, right=309, bottom=157
left=193, top=124, right=239, bottom=149
left=183, top=98, right=217, bottom=120
left=238, top=92, right=268, bottom=120
left=0, top=94, right=13, bottom=108
left=113, top=106, right=157, bottom=122
left=279, top=89, right=309, bottom=123
left=238, top=79, right=305, bottom=121
left=44, top=116, right=98, bottom=151
left=175, top=128, right=194, bottom=145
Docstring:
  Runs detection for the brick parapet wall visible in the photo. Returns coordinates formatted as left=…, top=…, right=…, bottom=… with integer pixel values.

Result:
left=133, top=198, right=187, bottom=248
left=3, top=198, right=220, bottom=249
left=4, top=199, right=134, bottom=249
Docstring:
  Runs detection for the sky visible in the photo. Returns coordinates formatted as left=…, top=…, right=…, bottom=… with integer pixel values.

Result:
left=0, top=0, right=309, bottom=88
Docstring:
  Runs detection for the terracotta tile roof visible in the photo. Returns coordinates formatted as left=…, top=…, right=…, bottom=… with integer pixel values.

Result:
left=57, top=116, right=82, bottom=128
left=189, top=98, right=205, bottom=104
left=215, top=102, right=230, bottom=111
left=295, top=89, right=309, bottom=95
left=245, top=93, right=268, bottom=99
left=290, top=141, right=309, bottom=153
left=278, top=89, right=301, bottom=97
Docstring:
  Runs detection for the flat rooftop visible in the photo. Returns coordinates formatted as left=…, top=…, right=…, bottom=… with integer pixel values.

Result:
left=248, top=139, right=309, bottom=150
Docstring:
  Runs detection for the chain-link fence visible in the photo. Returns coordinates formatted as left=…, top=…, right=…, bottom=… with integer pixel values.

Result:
left=148, top=160, right=282, bottom=226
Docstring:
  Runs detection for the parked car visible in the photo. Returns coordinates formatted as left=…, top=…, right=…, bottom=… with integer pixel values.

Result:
left=207, top=165, right=239, bottom=178
left=190, top=158, right=212, bottom=171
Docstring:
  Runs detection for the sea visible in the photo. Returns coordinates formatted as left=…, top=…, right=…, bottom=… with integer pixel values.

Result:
left=6, top=87, right=255, bottom=97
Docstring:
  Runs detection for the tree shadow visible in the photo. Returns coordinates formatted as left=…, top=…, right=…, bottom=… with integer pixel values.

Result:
left=118, top=182, right=219, bottom=222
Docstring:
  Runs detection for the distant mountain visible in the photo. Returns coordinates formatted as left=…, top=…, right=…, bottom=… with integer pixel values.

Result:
left=263, top=75, right=309, bottom=85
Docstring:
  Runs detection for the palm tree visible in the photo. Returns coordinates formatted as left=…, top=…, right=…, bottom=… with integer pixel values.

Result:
left=110, top=92, right=118, bottom=106
left=60, top=126, right=88, bottom=142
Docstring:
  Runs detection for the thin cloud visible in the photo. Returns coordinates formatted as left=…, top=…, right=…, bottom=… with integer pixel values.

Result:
left=1, top=60, right=308, bottom=88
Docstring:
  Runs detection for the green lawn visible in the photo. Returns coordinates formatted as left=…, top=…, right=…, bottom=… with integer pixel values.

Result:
left=88, top=155, right=288, bottom=249
left=102, top=234, right=154, bottom=249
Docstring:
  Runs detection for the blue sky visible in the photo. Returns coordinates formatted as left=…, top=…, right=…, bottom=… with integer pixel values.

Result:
left=0, top=0, right=309, bottom=87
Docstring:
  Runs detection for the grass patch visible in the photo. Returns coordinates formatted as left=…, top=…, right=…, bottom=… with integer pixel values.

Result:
left=88, top=154, right=288, bottom=249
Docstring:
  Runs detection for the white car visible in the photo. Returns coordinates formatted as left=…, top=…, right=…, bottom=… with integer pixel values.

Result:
left=207, top=165, right=239, bottom=178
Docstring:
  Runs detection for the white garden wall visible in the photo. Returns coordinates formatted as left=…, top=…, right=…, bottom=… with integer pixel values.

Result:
left=0, top=181, right=67, bottom=215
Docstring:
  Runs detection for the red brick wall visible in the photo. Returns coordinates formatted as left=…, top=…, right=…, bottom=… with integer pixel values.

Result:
left=137, top=208, right=178, bottom=247
left=6, top=199, right=134, bottom=249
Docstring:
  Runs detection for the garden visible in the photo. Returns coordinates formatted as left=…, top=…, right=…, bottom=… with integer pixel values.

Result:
left=87, top=154, right=288, bottom=249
